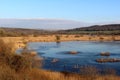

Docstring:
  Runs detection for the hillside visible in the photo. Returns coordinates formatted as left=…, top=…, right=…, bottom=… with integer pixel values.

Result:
left=67, top=24, right=120, bottom=31
left=0, top=27, right=54, bottom=36
left=59, top=24, right=120, bottom=35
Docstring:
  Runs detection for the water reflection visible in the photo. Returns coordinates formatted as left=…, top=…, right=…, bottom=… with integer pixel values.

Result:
left=56, top=42, right=61, bottom=48
left=28, top=41, right=120, bottom=74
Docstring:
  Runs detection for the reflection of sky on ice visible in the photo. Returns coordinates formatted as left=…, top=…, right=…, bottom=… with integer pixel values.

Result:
left=24, top=41, right=120, bottom=74
left=28, top=41, right=120, bottom=58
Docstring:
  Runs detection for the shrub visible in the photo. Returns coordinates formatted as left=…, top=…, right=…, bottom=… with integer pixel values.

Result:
left=0, top=64, right=19, bottom=80
left=0, top=39, right=32, bottom=72
left=0, top=39, right=15, bottom=55
left=55, top=35, right=60, bottom=43
left=74, top=35, right=80, bottom=37
left=9, top=54, right=32, bottom=72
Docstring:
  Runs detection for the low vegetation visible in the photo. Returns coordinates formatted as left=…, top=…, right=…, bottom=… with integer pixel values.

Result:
left=96, top=58, right=120, bottom=63
left=0, top=28, right=54, bottom=37
left=55, top=35, right=61, bottom=43
left=100, top=52, right=110, bottom=56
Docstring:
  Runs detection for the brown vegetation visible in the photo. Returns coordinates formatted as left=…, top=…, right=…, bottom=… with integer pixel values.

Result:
left=1, top=34, right=120, bottom=50
left=69, top=51, right=78, bottom=54
left=100, top=52, right=110, bottom=56
left=96, top=58, right=120, bottom=63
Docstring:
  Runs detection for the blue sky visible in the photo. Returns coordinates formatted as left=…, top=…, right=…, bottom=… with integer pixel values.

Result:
left=0, top=0, right=120, bottom=22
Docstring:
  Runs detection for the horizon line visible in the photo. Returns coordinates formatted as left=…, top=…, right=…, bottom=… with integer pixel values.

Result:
left=0, top=18, right=119, bottom=24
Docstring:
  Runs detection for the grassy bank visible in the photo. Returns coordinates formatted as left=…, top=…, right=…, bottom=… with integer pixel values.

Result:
left=1, top=34, right=120, bottom=50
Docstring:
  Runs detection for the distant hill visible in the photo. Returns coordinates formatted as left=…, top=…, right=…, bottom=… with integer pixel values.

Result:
left=58, top=24, right=120, bottom=35
left=67, top=24, right=120, bottom=31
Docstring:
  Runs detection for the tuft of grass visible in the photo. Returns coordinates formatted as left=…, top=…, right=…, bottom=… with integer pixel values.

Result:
left=0, top=64, right=19, bottom=80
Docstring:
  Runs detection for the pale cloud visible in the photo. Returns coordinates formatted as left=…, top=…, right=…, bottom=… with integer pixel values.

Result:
left=0, top=18, right=119, bottom=30
left=0, top=18, right=90, bottom=30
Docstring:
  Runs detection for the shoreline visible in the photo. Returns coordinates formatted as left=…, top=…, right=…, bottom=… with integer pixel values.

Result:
left=1, top=34, right=120, bottom=50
